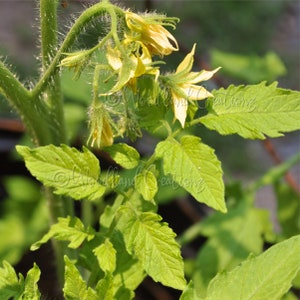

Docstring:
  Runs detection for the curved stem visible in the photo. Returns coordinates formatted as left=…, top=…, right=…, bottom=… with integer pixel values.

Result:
left=31, top=1, right=122, bottom=98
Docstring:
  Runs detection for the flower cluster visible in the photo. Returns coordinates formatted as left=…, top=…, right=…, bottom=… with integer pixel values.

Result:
left=60, top=7, right=219, bottom=148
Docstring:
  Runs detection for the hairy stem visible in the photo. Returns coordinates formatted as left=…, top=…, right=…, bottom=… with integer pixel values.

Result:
left=32, top=1, right=122, bottom=98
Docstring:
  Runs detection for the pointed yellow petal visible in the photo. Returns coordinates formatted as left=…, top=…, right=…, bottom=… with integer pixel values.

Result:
left=182, top=84, right=213, bottom=100
left=106, top=46, right=122, bottom=71
left=172, top=92, right=188, bottom=127
left=188, top=67, right=221, bottom=84
left=176, top=44, right=196, bottom=74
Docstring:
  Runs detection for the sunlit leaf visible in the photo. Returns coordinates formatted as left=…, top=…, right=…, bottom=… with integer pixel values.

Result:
left=155, top=136, right=226, bottom=212
left=31, top=216, right=95, bottom=250
left=205, top=235, right=300, bottom=300
left=16, top=144, right=106, bottom=201
left=104, top=143, right=140, bottom=169
left=201, top=82, right=300, bottom=139
left=63, top=257, right=99, bottom=300
left=117, top=206, right=186, bottom=290
left=134, top=170, right=158, bottom=201
left=93, top=239, right=116, bottom=273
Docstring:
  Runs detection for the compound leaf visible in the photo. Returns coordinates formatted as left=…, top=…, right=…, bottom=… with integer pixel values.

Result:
left=155, top=136, right=226, bottom=213
left=200, top=82, right=300, bottom=139
left=16, top=144, right=105, bottom=201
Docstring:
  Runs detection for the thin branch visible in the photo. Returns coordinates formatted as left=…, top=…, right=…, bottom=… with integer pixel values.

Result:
left=262, top=138, right=300, bottom=195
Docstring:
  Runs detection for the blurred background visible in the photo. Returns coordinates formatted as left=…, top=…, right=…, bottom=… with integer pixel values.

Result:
left=0, top=1, right=299, bottom=299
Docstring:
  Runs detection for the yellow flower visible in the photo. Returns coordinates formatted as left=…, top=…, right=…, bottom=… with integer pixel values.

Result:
left=104, top=41, right=159, bottom=94
left=166, top=44, right=220, bottom=127
left=125, top=11, right=179, bottom=56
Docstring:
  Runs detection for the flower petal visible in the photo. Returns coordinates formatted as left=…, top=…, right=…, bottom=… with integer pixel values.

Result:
left=172, top=92, right=188, bottom=127
left=182, top=84, right=213, bottom=100
left=188, top=67, right=221, bottom=84
left=176, top=44, right=196, bottom=74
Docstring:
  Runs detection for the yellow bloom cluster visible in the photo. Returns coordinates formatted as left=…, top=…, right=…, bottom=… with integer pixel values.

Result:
left=103, top=11, right=179, bottom=95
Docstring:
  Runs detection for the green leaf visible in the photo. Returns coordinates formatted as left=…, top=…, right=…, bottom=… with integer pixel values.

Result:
left=93, top=239, right=117, bottom=273
left=200, top=82, right=300, bottom=139
left=211, top=49, right=286, bottom=83
left=31, top=216, right=95, bottom=250
left=104, top=143, right=140, bottom=169
left=205, top=235, right=300, bottom=300
left=16, top=144, right=106, bottom=201
left=22, top=264, right=41, bottom=300
left=117, top=206, right=186, bottom=290
left=193, top=203, right=268, bottom=297
left=0, top=261, right=21, bottom=300
left=110, top=231, right=145, bottom=292
left=134, top=170, right=158, bottom=201
left=63, top=257, right=99, bottom=300
left=96, top=274, right=114, bottom=300
left=180, top=281, right=201, bottom=300
left=155, top=136, right=226, bottom=213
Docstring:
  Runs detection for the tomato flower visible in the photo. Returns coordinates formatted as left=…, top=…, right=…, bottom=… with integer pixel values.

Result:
left=125, top=11, right=179, bottom=56
left=164, top=44, right=220, bottom=127
left=104, top=41, right=159, bottom=94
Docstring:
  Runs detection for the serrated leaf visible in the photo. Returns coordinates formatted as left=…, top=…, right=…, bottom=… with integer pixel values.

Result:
left=200, top=82, right=300, bottom=139
left=0, top=261, right=21, bottom=300
left=22, top=264, right=41, bottom=300
left=193, top=203, right=268, bottom=297
left=31, top=216, right=94, bottom=250
left=63, top=257, right=99, bottom=300
left=93, top=239, right=116, bottom=273
left=104, top=143, right=140, bottom=169
left=205, top=235, right=300, bottom=300
left=155, top=136, right=226, bottom=213
left=16, top=144, right=106, bottom=201
left=134, top=170, right=158, bottom=201
left=117, top=206, right=186, bottom=290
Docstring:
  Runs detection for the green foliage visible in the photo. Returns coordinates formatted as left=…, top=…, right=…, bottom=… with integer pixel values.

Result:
left=31, top=216, right=95, bottom=250
left=0, top=261, right=40, bottom=300
left=204, top=235, right=300, bottom=300
left=0, top=0, right=299, bottom=299
left=155, top=136, right=226, bottom=212
left=63, top=257, right=99, bottom=300
left=201, top=82, right=300, bottom=139
left=117, top=205, right=186, bottom=290
left=16, top=144, right=106, bottom=201
left=104, top=143, right=140, bottom=169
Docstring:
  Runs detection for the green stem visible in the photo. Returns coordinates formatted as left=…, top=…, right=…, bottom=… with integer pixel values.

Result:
left=0, top=61, right=52, bottom=145
left=31, top=1, right=121, bottom=98
left=40, top=0, right=66, bottom=145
